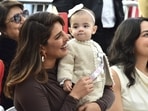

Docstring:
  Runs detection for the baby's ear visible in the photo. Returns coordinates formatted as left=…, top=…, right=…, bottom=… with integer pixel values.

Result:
left=92, top=25, right=98, bottom=34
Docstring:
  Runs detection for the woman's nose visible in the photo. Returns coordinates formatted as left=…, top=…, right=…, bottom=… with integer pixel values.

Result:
left=63, top=31, right=70, bottom=41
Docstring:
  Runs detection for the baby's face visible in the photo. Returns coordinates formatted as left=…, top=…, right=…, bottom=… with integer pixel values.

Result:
left=69, top=13, right=96, bottom=41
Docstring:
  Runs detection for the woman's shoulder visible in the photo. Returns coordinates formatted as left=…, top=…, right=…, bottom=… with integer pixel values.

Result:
left=111, top=65, right=129, bottom=87
left=15, top=76, right=42, bottom=92
left=111, top=65, right=123, bottom=72
left=111, top=65, right=125, bottom=78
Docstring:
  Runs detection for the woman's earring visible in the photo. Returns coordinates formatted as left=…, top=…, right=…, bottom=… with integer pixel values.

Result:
left=42, top=56, right=45, bottom=62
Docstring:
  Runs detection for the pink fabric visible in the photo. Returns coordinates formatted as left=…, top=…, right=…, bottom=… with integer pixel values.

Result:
left=59, top=12, right=68, bottom=33
left=0, top=60, right=4, bottom=95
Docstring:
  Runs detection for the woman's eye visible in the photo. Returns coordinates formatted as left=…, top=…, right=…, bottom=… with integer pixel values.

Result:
left=142, top=33, right=148, bottom=37
left=55, top=35, right=61, bottom=39
left=55, top=32, right=62, bottom=39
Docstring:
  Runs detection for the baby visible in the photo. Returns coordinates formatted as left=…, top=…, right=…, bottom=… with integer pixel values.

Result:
left=57, top=4, right=113, bottom=106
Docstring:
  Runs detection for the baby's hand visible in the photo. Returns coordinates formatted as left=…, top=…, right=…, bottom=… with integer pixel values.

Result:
left=63, top=80, right=72, bottom=92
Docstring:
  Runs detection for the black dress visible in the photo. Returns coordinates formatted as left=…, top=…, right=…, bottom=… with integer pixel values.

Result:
left=0, top=35, right=17, bottom=109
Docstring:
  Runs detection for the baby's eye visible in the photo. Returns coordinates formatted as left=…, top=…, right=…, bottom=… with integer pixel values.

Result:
left=84, top=24, right=89, bottom=28
left=73, top=25, right=78, bottom=29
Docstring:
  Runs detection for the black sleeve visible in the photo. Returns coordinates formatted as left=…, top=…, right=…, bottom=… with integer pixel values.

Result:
left=53, top=0, right=74, bottom=12
left=96, top=86, right=115, bottom=111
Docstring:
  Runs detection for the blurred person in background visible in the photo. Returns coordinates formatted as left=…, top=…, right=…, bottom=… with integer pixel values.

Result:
left=53, top=0, right=73, bottom=13
left=0, top=0, right=28, bottom=109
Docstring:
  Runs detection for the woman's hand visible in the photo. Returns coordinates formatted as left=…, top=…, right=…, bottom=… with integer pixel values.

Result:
left=69, top=76, right=93, bottom=100
left=78, top=102, right=101, bottom=111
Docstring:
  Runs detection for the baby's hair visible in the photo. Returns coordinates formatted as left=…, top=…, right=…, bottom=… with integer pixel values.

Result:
left=69, top=7, right=96, bottom=24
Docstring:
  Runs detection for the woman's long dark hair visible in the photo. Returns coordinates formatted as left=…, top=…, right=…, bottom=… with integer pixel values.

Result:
left=4, top=12, right=64, bottom=98
left=107, top=17, right=148, bottom=87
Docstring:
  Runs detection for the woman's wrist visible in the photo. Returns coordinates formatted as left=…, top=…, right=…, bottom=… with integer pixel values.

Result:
left=69, top=92, right=80, bottom=100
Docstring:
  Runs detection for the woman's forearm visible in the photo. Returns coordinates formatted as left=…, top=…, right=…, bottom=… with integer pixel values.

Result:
left=96, top=86, right=115, bottom=111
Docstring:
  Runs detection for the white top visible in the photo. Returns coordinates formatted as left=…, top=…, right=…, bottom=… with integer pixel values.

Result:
left=111, top=65, right=148, bottom=111
left=101, top=0, right=115, bottom=28
left=0, top=106, right=4, bottom=111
